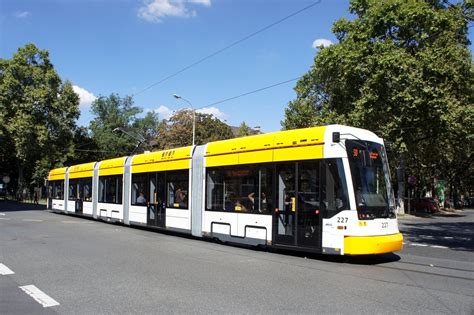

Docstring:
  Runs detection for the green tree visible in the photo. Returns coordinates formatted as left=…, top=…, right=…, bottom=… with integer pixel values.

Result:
left=67, top=127, right=100, bottom=165
left=132, top=111, right=164, bottom=151
left=282, top=0, right=473, bottom=200
left=156, top=109, right=234, bottom=149
left=237, top=121, right=252, bottom=137
left=89, top=94, right=143, bottom=159
left=0, top=44, right=80, bottom=190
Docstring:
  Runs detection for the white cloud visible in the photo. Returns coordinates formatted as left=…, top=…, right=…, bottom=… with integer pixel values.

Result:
left=196, top=107, right=228, bottom=121
left=147, top=105, right=228, bottom=121
left=312, top=38, right=333, bottom=49
left=73, top=85, right=97, bottom=109
left=138, top=0, right=211, bottom=23
left=189, top=0, right=211, bottom=5
left=148, top=105, right=174, bottom=120
left=15, top=11, right=31, bottom=18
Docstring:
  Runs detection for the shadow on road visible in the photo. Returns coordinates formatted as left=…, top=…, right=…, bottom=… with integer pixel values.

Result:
left=433, top=213, right=467, bottom=218
left=0, top=201, right=46, bottom=212
left=268, top=248, right=401, bottom=265
left=401, top=222, right=474, bottom=252
left=52, top=211, right=403, bottom=265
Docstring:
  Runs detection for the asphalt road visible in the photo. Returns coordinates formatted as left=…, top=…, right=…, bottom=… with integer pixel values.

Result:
left=1, top=202, right=473, bottom=314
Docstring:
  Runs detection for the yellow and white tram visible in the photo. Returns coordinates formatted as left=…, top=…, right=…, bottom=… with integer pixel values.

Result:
left=47, top=125, right=403, bottom=255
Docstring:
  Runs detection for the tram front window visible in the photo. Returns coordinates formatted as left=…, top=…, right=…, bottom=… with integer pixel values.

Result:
left=347, top=140, right=395, bottom=219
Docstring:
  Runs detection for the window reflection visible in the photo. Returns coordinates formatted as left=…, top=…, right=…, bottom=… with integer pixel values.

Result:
left=206, top=166, right=272, bottom=214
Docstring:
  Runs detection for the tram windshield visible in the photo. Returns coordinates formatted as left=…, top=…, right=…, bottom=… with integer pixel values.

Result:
left=346, top=140, right=395, bottom=219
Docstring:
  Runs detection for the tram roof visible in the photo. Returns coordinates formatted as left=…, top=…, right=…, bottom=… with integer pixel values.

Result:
left=205, top=126, right=327, bottom=157
left=68, top=162, right=96, bottom=173
left=49, top=125, right=383, bottom=178
left=48, top=167, right=68, bottom=181
left=131, top=146, right=192, bottom=165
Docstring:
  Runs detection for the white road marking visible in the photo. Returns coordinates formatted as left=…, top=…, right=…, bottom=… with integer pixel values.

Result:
left=404, top=242, right=449, bottom=249
left=61, top=220, right=88, bottom=224
left=409, top=243, right=429, bottom=247
left=22, top=219, right=43, bottom=222
left=0, top=218, right=11, bottom=220
left=444, top=236, right=454, bottom=239
left=19, top=285, right=60, bottom=308
left=0, top=213, right=5, bottom=216
left=0, top=263, right=15, bottom=275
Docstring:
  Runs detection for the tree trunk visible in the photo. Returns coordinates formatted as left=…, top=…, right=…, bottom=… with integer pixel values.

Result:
left=17, top=162, right=24, bottom=199
left=396, top=156, right=406, bottom=215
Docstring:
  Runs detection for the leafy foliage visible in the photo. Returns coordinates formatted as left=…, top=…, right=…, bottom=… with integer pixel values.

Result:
left=132, top=111, right=163, bottom=150
left=282, top=0, right=473, bottom=196
left=0, top=44, right=234, bottom=193
left=0, top=44, right=80, bottom=188
left=237, top=121, right=253, bottom=137
left=156, top=109, right=234, bottom=149
left=88, top=94, right=159, bottom=159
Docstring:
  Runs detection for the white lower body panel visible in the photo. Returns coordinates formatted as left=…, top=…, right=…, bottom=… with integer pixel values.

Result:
left=166, top=208, right=190, bottom=230
left=129, top=205, right=147, bottom=224
left=203, top=211, right=272, bottom=243
left=83, top=202, right=93, bottom=216
left=66, top=201, right=75, bottom=213
left=97, top=203, right=123, bottom=221
left=51, top=199, right=65, bottom=211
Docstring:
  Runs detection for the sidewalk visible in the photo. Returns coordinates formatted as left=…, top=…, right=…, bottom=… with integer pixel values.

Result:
left=398, top=208, right=467, bottom=220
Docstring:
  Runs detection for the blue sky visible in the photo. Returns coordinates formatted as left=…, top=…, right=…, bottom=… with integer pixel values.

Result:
left=1, top=0, right=471, bottom=133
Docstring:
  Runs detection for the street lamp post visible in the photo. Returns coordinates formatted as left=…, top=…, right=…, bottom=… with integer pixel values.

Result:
left=173, top=94, right=196, bottom=146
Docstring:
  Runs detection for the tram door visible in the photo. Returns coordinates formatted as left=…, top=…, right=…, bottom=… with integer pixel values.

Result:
left=147, top=173, right=166, bottom=228
left=274, top=164, right=296, bottom=246
left=72, top=181, right=83, bottom=214
left=75, top=198, right=83, bottom=214
left=273, top=162, right=321, bottom=249
left=296, top=162, right=321, bottom=249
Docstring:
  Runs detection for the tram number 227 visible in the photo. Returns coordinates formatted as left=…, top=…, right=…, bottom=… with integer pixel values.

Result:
left=337, top=217, right=348, bottom=223
left=381, top=222, right=388, bottom=228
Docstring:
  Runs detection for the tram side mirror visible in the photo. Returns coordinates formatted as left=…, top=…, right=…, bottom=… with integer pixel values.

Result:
left=332, top=132, right=340, bottom=143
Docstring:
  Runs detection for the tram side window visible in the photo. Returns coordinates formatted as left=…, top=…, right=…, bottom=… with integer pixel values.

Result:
left=167, top=171, right=189, bottom=209
left=69, top=178, right=92, bottom=201
left=322, top=159, right=349, bottom=217
left=252, top=167, right=272, bottom=213
left=53, top=181, right=64, bottom=199
left=98, top=175, right=123, bottom=204
left=206, top=166, right=272, bottom=214
left=298, top=161, right=321, bottom=213
left=206, top=169, right=224, bottom=210
left=69, top=179, right=78, bottom=200
left=82, top=178, right=92, bottom=201
left=131, top=173, right=148, bottom=206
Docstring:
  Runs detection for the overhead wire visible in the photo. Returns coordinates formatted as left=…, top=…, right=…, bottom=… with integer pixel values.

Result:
left=132, top=0, right=322, bottom=97
left=200, top=77, right=301, bottom=109
left=196, top=3, right=473, bottom=111
left=131, top=0, right=468, bottom=125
